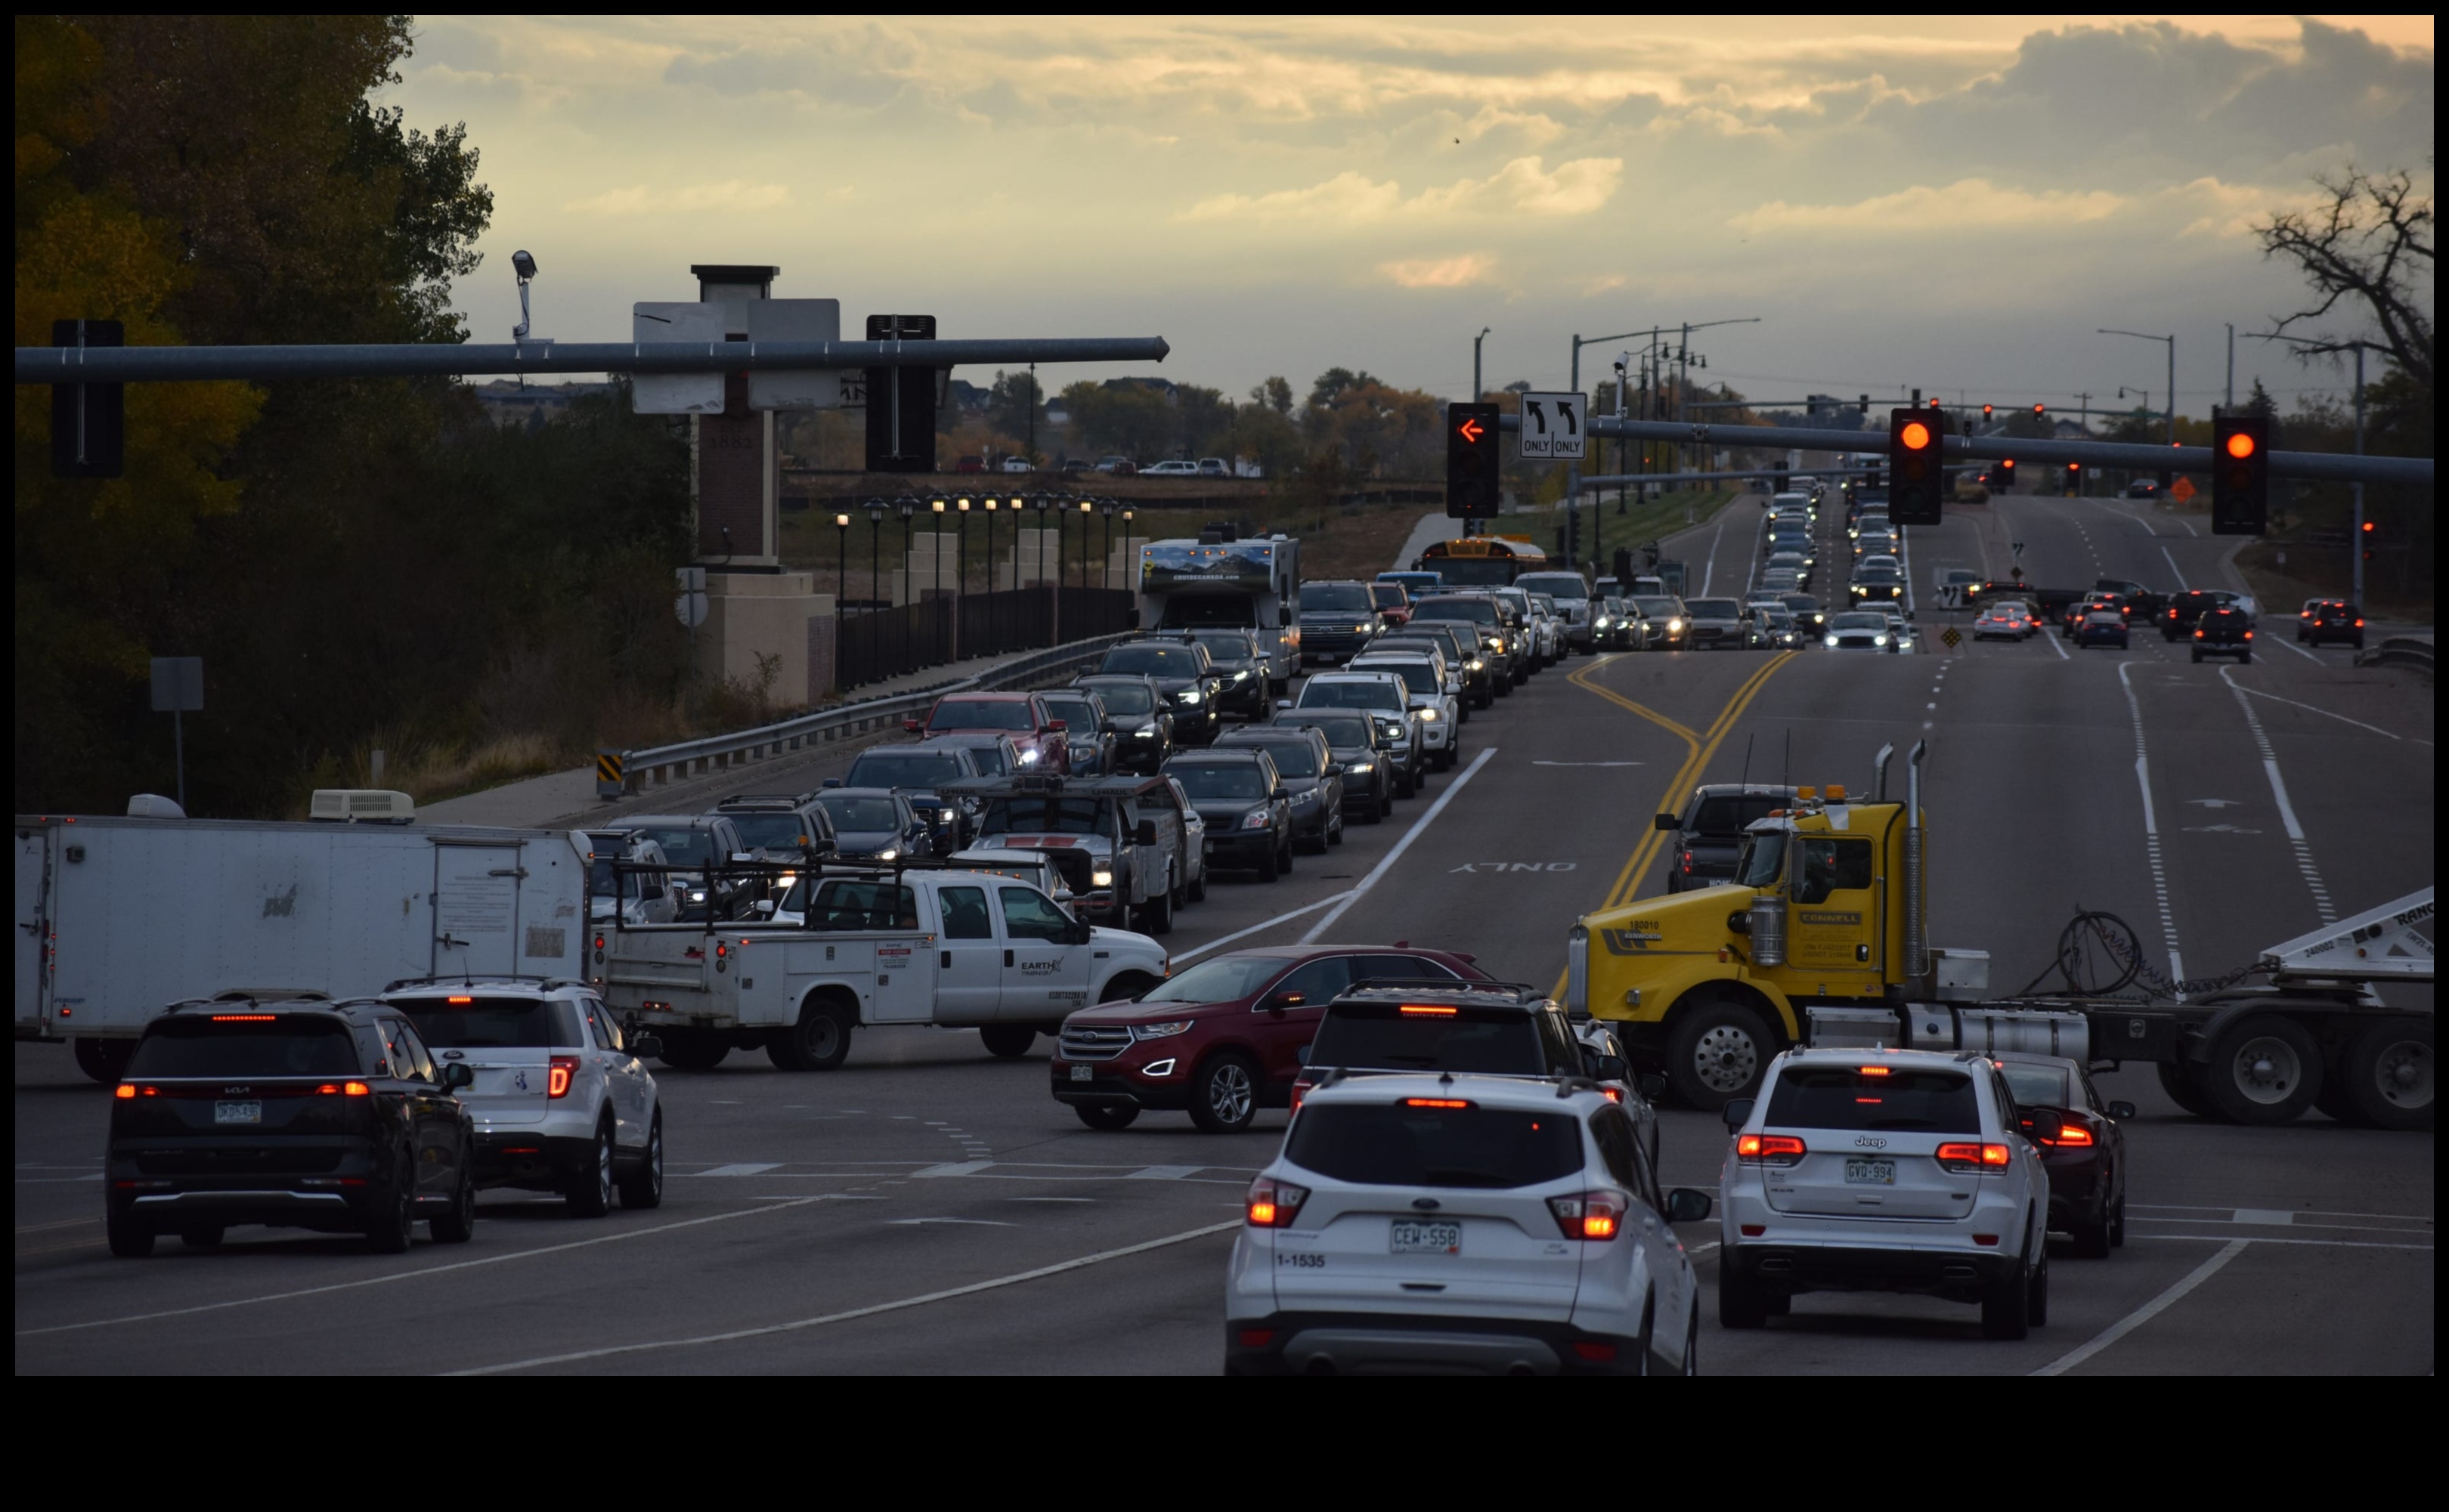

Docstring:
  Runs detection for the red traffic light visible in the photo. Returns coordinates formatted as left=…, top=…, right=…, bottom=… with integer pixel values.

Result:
left=1982, top=404, right=1993, bottom=417
left=2002, top=457, right=2015, bottom=468
left=2033, top=404, right=2045, bottom=416
left=1899, top=421, right=1933, bottom=451
left=2361, top=519, right=2376, bottom=534
left=1457, top=417, right=1486, bottom=444
left=2225, top=432, right=2257, bottom=459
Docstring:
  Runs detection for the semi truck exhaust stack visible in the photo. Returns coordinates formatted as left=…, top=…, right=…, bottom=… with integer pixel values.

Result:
left=1906, top=740, right=1928, bottom=979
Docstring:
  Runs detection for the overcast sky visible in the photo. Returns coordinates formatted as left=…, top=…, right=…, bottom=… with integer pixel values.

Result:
left=389, top=14, right=2434, bottom=417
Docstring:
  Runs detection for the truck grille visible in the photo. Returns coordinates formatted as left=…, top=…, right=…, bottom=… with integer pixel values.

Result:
left=1058, top=1025, right=1133, bottom=1062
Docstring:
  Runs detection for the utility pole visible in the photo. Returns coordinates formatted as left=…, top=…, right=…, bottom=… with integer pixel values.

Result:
left=1472, top=326, right=1490, bottom=403
left=2225, top=323, right=2235, bottom=409
left=2099, top=327, right=2176, bottom=447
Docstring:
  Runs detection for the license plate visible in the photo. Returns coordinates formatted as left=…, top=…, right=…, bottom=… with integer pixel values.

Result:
left=1844, top=1158, right=1895, bottom=1185
left=215, top=1100, right=262, bottom=1125
left=1389, top=1220, right=1461, bottom=1255
left=1069, top=1065, right=1092, bottom=1082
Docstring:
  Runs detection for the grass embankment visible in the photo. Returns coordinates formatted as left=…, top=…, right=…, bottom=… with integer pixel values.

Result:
left=2234, top=540, right=2432, bottom=626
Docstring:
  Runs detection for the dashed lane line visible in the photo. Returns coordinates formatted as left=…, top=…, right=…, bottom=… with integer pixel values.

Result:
left=2114, top=660, right=2187, bottom=991
left=2217, top=666, right=2336, bottom=924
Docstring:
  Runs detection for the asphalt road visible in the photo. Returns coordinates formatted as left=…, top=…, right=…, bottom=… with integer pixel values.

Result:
left=17, top=492, right=2434, bottom=1374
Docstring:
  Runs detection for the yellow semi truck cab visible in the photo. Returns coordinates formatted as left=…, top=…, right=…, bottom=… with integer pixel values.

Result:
left=1568, top=744, right=1934, bottom=1109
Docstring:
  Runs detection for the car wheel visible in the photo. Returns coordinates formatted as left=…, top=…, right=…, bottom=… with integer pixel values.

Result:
left=367, top=1161, right=416, bottom=1253
left=179, top=1225, right=226, bottom=1249
left=1075, top=1102, right=1139, bottom=1131
left=1101, top=971, right=1160, bottom=1003
left=1376, top=782, right=1393, bottom=819
left=777, top=997, right=855, bottom=1071
left=107, top=1209, right=155, bottom=1258
left=2156, top=1060, right=2218, bottom=1118
left=1187, top=1052, right=1260, bottom=1134
left=979, top=1024, right=1036, bottom=1059
left=568, top=1118, right=615, bottom=1218
left=1719, top=1268, right=1768, bottom=1329
left=2239, top=649, right=2250, bottom=663
left=1682, top=1306, right=1700, bottom=1376
left=618, top=1112, right=665, bottom=1210
left=430, top=1158, right=477, bottom=1243
left=2070, top=1204, right=2111, bottom=1257
left=1257, top=839, right=1280, bottom=883
left=1329, top=811, right=1345, bottom=845
left=1277, top=831, right=1294, bottom=874
left=1980, top=1255, right=2032, bottom=1340
left=2339, top=1016, right=2434, bottom=1132
left=656, top=1028, right=730, bottom=1071
left=2203, top=1013, right=2322, bottom=1125
left=2110, top=1196, right=2127, bottom=1248
left=2026, top=1241, right=2051, bottom=1325
left=2191, top=648, right=2203, bottom=663
left=1665, top=997, right=1775, bottom=1110
left=1187, top=864, right=1207, bottom=902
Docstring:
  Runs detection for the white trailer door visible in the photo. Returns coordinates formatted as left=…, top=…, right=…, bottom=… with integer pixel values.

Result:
left=432, top=843, right=525, bottom=978
left=15, top=830, right=50, bottom=1033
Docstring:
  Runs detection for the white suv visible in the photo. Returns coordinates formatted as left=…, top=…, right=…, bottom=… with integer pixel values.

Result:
left=388, top=979, right=665, bottom=1217
left=1225, top=1072, right=1714, bottom=1375
left=1718, top=1048, right=2054, bottom=1340
left=1348, top=652, right=1460, bottom=770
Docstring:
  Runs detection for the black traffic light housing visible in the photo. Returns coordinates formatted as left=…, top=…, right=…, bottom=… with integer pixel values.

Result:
left=50, top=318, right=125, bottom=479
left=1887, top=406, right=1946, bottom=525
left=1446, top=401, right=1500, bottom=518
left=2210, top=411, right=2268, bottom=536
left=864, top=314, right=937, bottom=473
left=1995, top=457, right=2015, bottom=490
left=2361, top=519, right=2376, bottom=560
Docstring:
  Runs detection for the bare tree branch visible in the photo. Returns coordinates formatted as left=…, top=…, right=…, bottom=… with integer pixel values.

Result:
left=2257, top=165, right=2435, bottom=396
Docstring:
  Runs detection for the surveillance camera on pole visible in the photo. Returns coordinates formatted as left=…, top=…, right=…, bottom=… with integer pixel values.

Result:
left=510, top=249, right=542, bottom=345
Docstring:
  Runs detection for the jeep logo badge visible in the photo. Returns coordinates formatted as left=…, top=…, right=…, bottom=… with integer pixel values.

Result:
left=1853, top=1135, right=1888, bottom=1149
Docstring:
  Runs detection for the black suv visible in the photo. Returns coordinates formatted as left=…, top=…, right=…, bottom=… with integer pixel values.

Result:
left=1095, top=640, right=1223, bottom=744
left=1166, top=748, right=1294, bottom=880
left=1274, top=710, right=1394, bottom=823
left=2160, top=588, right=2242, bottom=641
left=1072, top=673, right=1178, bottom=772
left=105, top=994, right=478, bottom=1257
left=1215, top=725, right=1344, bottom=852
left=2191, top=606, right=2255, bottom=663
left=2298, top=598, right=2365, bottom=649
left=1656, top=784, right=1799, bottom=892
left=1179, top=629, right=1272, bottom=719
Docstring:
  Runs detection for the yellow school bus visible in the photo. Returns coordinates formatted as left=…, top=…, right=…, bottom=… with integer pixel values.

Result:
left=1413, top=535, right=1550, bottom=586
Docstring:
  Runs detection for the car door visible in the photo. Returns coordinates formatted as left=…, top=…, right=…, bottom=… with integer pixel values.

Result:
left=381, top=1016, right=455, bottom=1198
left=997, top=884, right=1083, bottom=1023
left=581, top=997, right=649, bottom=1149
left=934, top=883, right=1003, bottom=1023
left=1787, top=834, right=1882, bottom=990
left=1253, top=955, right=1354, bottom=1087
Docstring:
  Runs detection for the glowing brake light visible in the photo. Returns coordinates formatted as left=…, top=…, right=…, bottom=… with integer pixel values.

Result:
left=1856, top=1065, right=1890, bottom=1077
left=1402, top=1097, right=1472, bottom=1108
left=1547, top=1190, right=1626, bottom=1241
left=447, top=995, right=475, bottom=1005
left=114, top=1083, right=136, bottom=1099
left=1398, top=1005, right=1457, bottom=1016
left=2051, top=1123, right=2094, bottom=1146
left=1735, top=1133, right=1807, bottom=1165
left=1245, top=1176, right=1308, bottom=1228
left=1935, top=1141, right=2013, bottom=1171
left=343, top=1081, right=372, bottom=1097
left=548, top=1056, right=578, bottom=1099
left=211, top=1014, right=277, bottom=1022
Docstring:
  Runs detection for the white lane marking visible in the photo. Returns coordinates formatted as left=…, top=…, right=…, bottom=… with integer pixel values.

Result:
left=17, top=1196, right=831, bottom=1339
left=2160, top=546, right=2190, bottom=589
left=912, top=1161, right=994, bottom=1178
left=1011, top=1196, right=1097, bottom=1203
left=2265, top=629, right=2327, bottom=664
left=2132, top=1214, right=2441, bottom=1236
left=13, top=1217, right=97, bottom=1235
left=2043, top=627, right=2070, bottom=660
left=2232, top=1207, right=2293, bottom=1226
left=2134, top=1202, right=2435, bottom=1223
left=1127, top=1165, right=1206, bottom=1180
left=1170, top=891, right=1352, bottom=964
left=2233, top=685, right=2407, bottom=751
left=2218, top=667, right=2334, bottom=923
left=450, top=1218, right=1243, bottom=1374
left=2129, top=1234, right=2431, bottom=1251
left=2031, top=1238, right=2249, bottom=1376
left=887, top=1217, right=1014, bottom=1227
left=693, top=1163, right=782, bottom=1178
left=2115, top=660, right=2187, bottom=992
left=1301, top=746, right=1499, bottom=942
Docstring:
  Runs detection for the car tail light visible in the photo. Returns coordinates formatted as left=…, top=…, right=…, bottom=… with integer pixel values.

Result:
left=2194, top=629, right=2205, bottom=639
left=2355, top=618, right=2365, bottom=627
left=548, top=1056, right=578, bottom=1099
left=211, top=1014, right=277, bottom=1022
left=1935, top=1141, right=2012, bottom=1172
left=2049, top=1123, right=2094, bottom=1146
left=1238, top=1328, right=1276, bottom=1348
left=1735, top=1133, right=1806, bottom=1166
left=1549, top=1190, right=1627, bottom=1241
left=1290, top=1078, right=1313, bottom=1113
left=1739, top=1223, right=1765, bottom=1237
left=1245, top=1176, right=1308, bottom=1228
left=2243, top=630, right=2252, bottom=639
left=1571, top=1340, right=1618, bottom=1362
left=113, top=1083, right=136, bottom=1099
left=447, top=995, right=475, bottom=1005
left=1973, top=1233, right=2001, bottom=1246
left=1398, top=1004, right=1457, bottom=1016
left=1403, top=1097, right=1472, bottom=1108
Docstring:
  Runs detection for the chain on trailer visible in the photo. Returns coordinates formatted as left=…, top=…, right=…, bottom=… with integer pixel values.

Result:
left=2014, top=908, right=2270, bottom=1001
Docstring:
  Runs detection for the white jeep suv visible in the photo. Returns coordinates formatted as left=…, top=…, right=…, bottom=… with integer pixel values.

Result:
left=1718, top=1047, right=2054, bottom=1339
left=1226, top=1072, right=1713, bottom=1374
left=389, top=979, right=665, bottom=1217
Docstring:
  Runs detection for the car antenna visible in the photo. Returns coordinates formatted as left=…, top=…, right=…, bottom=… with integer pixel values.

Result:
left=1782, top=729, right=1791, bottom=793
left=1738, top=733, right=1754, bottom=791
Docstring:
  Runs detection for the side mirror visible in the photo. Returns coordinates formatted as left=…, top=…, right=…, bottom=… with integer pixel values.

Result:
left=442, top=1062, right=475, bottom=1090
left=822, top=778, right=842, bottom=788
left=2108, top=1100, right=2137, bottom=1121
left=1066, top=920, right=1093, bottom=945
left=1594, top=1053, right=1629, bottom=1082
left=1048, top=719, right=1067, bottom=732
left=1271, top=785, right=1287, bottom=800
left=1295, top=1044, right=1314, bottom=1067
left=903, top=719, right=924, bottom=734
left=1721, top=1096, right=1756, bottom=1131
left=1653, top=812, right=1680, bottom=832
left=1133, top=819, right=1159, bottom=846
left=630, top=1033, right=664, bottom=1060
left=1267, top=991, right=1304, bottom=1013
left=1275, top=698, right=1292, bottom=710
left=1665, top=1187, right=1714, bottom=1225
left=1637, top=1073, right=1667, bottom=1102
left=1324, top=762, right=1345, bottom=777
left=2017, top=1105, right=2072, bottom=1142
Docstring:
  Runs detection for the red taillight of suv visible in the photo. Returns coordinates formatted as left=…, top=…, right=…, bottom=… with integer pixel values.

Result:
left=548, top=1056, right=578, bottom=1099
left=1245, top=1176, right=1308, bottom=1228
left=1547, top=1190, right=1626, bottom=1241
left=1935, top=1141, right=2012, bottom=1172
left=1735, top=1133, right=1806, bottom=1166
left=2045, top=1123, right=2094, bottom=1147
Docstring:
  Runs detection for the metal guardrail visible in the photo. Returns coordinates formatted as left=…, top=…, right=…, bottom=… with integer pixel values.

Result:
left=616, top=632, right=1138, bottom=792
left=2356, top=635, right=2435, bottom=673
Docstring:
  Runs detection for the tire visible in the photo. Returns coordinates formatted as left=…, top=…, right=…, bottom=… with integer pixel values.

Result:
left=2156, top=1060, right=2218, bottom=1118
left=776, top=997, right=855, bottom=1071
left=1142, top=877, right=1175, bottom=933
left=1276, top=832, right=1294, bottom=875
left=567, top=1118, right=615, bottom=1218
left=2191, top=648, right=2203, bottom=663
left=1075, top=1102, right=1139, bottom=1131
left=1981, top=1256, right=2031, bottom=1340
left=979, top=1024, right=1036, bottom=1059
left=1682, top=1306, right=1700, bottom=1376
left=1257, top=842, right=1280, bottom=883
left=618, top=1112, right=664, bottom=1210
left=2026, top=1244, right=2051, bottom=1325
left=366, top=1164, right=416, bottom=1254
left=1395, top=766, right=1416, bottom=799
left=656, top=1029, right=730, bottom=1071
left=1373, top=783, right=1392, bottom=821
left=106, top=1209, right=154, bottom=1258
left=2070, top=1206, right=2112, bottom=1259
left=2339, top=1016, right=2434, bottom=1132
left=73, top=1036, right=133, bottom=1085
left=179, top=1225, right=226, bottom=1249
left=2239, top=649, right=2251, bottom=663
left=2110, top=1196, right=2127, bottom=1248
left=1719, top=1268, right=1768, bottom=1329
left=2203, top=1013, right=2322, bottom=1125
left=1665, top=997, right=1776, bottom=1110
left=1187, top=864, right=1207, bottom=902
left=1187, top=1052, right=1260, bottom=1133
left=1329, top=812, right=1345, bottom=846
left=430, top=1158, right=477, bottom=1243
left=1100, top=972, right=1159, bottom=1004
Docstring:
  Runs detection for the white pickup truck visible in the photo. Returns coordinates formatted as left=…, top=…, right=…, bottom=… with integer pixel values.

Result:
left=600, top=866, right=1169, bottom=1071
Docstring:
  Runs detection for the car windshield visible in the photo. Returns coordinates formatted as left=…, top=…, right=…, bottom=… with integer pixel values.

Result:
left=1171, top=764, right=1269, bottom=801
left=1102, top=644, right=1199, bottom=676
left=1305, top=583, right=1374, bottom=612
left=945, top=741, right=1010, bottom=775
left=928, top=697, right=1033, bottom=731
left=1285, top=1102, right=1580, bottom=1190
left=1830, top=612, right=1887, bottom=630
left=1039, top=697, right=1098, bottom=728
left=1360, top=661, right=1439, bottom=694
left=1766, top=1067, right=1980, bottom=1133
left=1289, top=713, right=1371, bottom=748
left=1781, top=595, right=1819, bottom=612
left=400, top=997, right=560, bottom=1050
left=128, top=1016, right=361, bottom=1078
left=2001, top=1064, right=2073, bottom=1107
left=1142, top=954, right=1289, bottom=1003
left=727, top=813, right=817, bottom=850
left=636, top=827, right=713, bottom=865
left=848, top=753, right=964, bottom=788
left=1515, top=574, right=1587, bottom=601
left=1735, top=830, right=1787, bottom=887
left=1411, top=598, right=1496, bottom=626
left=1231, top=739, right=1320, bottom=778
left=1299, top=680, right=1400, bottom=711
left=1190, top=634, right=1252, bottom=664
left=980, top=796, right=1107, bottom=836
left=1085, top=681, right=1153, bottom=715
left=1692, top=793, right=1784, bottom=836
left=1685, top=598, right=1742, bottom=618
left=1308, top=1005, right=1543, bottom=1074
left=817, top=796, right=902, bottom=831
left=1635, top=597, right=1680, bottom=616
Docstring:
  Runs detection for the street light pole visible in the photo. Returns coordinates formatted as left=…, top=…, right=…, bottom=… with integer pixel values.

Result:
left=834, top=512, right=850, bottom=686
left=1472, top=326, right=1490, bottom=402
left=2251, top=330, right=2379, bottom=604
left=2098, top=328, right=2176, bottom=447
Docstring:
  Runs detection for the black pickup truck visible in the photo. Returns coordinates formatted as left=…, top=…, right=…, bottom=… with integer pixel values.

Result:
left=1655, top=784, right=1799, bottom=892
left=2093, top=577, right=2168, bottom=619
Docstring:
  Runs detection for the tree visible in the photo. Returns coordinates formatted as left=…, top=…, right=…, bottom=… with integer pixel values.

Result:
left=986, top=369, right=1042, bottom=444
left=2257, top=166, right=2434, bottom=400
left=1307, top=367, right=1381, bottom=410
left=1249, top=376, right=1293, bottom=415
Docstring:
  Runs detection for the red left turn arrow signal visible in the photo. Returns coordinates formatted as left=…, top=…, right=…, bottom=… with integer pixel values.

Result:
left=1457, top=418, right=1485, bottom=444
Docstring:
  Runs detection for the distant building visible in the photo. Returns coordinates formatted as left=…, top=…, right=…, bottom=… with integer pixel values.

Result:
left=469, top=379, right=614, bottom=428
left=948, top=378, right=991, bottom=413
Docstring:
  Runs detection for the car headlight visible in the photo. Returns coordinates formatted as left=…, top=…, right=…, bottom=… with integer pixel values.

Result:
left=1231, top=669, right=1249, bottom=682
left=1135, top=724, right=1158, bottom=736
left=1133, top=1021, right=1194, bottom=1040
left=1350, top=760, right=1375, bottom=773
left=1872, top=634, right=1888, bottom=646
left=1489, top=638, right=1505, bottom=651
left=875, top=848, right=899, bottom=861
left=1240, top=810, right=1271, bottom=829
left=1017, top=748, right=1039, bottom=764
left=1179, top=691, right=1203, bottom=704
left=1667, top=618, right=1684, bottom=632
left=1467, top=657, right=1484, bottom=669
left=1824, top=633, right=1840, bottom=647
left=940, top=808, right=957, bottom=822
left=1416, top=707, right=1438, bottom=722
left=1091, top=868, right=1114, bottom=887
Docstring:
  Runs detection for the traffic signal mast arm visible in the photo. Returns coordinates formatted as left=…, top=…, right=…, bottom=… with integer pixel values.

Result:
left=16, top=336, right=1169, bottom=384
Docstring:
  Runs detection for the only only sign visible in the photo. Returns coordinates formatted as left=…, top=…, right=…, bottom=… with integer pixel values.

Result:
left=1517, top=391, right=1585, bottom=461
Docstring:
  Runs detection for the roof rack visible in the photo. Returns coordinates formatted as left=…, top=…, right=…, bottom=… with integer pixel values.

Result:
left=1337, top=978, right=1544, bottom=1001
left=379, top=974, right=582, bottom=994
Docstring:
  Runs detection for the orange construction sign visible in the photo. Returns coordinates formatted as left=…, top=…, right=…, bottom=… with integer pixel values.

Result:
left=2169, top=476, right=2197, bottom=502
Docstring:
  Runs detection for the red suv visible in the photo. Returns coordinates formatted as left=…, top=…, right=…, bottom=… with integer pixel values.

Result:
left=1051, top=945, right=1487, bottom=1133
left=911, top=692, right=1071, bottom=774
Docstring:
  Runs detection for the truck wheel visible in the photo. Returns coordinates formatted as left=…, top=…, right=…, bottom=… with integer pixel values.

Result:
left=778, top=997, right=855, bottom=1072
left=658, top=1030, right=729, bottom=1071
left=1100, top=972, right=1159, bottom=1003
left=1076, top=1103, right=1139, bottom=1131
left=979, top=1025, right=1036, bottom=1059
left=73, top=1037, right=133, bottom=1084
left=2203, top=1014, right=2321, bottom=1125
left=107, top=1209, right=155, bottom=1258
left=1187, top=864, right=1207, bottom=901
left=1719, top=1268, right=1768, bottom=1329
left=617, top=1112, right=664, bottom=1210
left=2339, top=1017, right=2434, bottom=1132
left=1188, top=1052, right=1260, bottom=1133
left=1666, top=997, right=1774, bottom=1110
left=567, top=1118, right=615, bottom=1218
left=1141, top=879, right=1175, bottom=933
left=2155, top=1061, right=2217, bottom=1118
left=1980, top=1257, right=2031, bottom=1340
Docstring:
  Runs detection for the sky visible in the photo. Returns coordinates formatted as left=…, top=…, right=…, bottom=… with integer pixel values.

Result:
left=386, top=14, right=2435, bottom=419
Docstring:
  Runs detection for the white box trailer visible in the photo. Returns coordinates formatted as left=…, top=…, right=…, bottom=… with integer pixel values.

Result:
left=14, top=813, right=588, bottom=1081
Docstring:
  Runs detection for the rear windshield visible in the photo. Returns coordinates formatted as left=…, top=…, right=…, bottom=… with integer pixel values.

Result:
left=1368, top=584, right=1407, bottom=611
left=1286, top=1103, right=1581, bottom=1189
left=635, top=827, right=714, bottom=866
left=1765, top=1067, right=1980, bottom=1133
left=1685, top=599, right=1741, bottom=617
left=1085, top=681, right=1153, bottom=715
left=982, top=796, right=1107, bottom=835
left=847, top=752, right=964, bottom=788
left=1299, top=680, right=1400, bottom=711
left=1361, top=661, right=1438, bottom=694
left=929, top=697, right=1033, bottom=731
left=1102, top=644, right=1200, bottom=676
left=399, top=997, right=568, bottom=1050
left=1289, top=713, right=1371, bottom=748
left=818, top=795, right=903, bottom=831
left=2000, top=1064, right=2072, bottom=1108
left=1412, top=598, right=1496, bottom=626
left=1305, top=583, right=1373, bottom=612
left=1309, top=1006, right=1543, bottom=1074
left=1691, top=793, right=1783, bottom=835
left=809, top=880, right=918, bottom=929
left=727, top=813, right=818, bottom=850
left=128, top=1016, right=361, bottom=1078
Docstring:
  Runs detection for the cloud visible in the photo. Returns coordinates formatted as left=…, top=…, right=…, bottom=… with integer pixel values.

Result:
left=1380, top=254, right=1494, bottom=288
left=564, top=181, right=792, bottom=216
left=1181, top=155, right=1621, bottom=224
left=1731, top=178, right=2125, bottom=233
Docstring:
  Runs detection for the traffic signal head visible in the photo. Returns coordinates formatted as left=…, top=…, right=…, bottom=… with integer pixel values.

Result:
left=2033, top=404, right=2045, bottom=417
left=1982, top=404, right=1993, bottom=419
left=1446, top=402, right=1501, bottom=518
left=2209, top=412, right=2268, bottom=536
left=1887, top=407, right=1946, bottom=526
left=2361, top=518, right=2377, bottom=559
left=1995, top=457, right=2016, bottom=488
